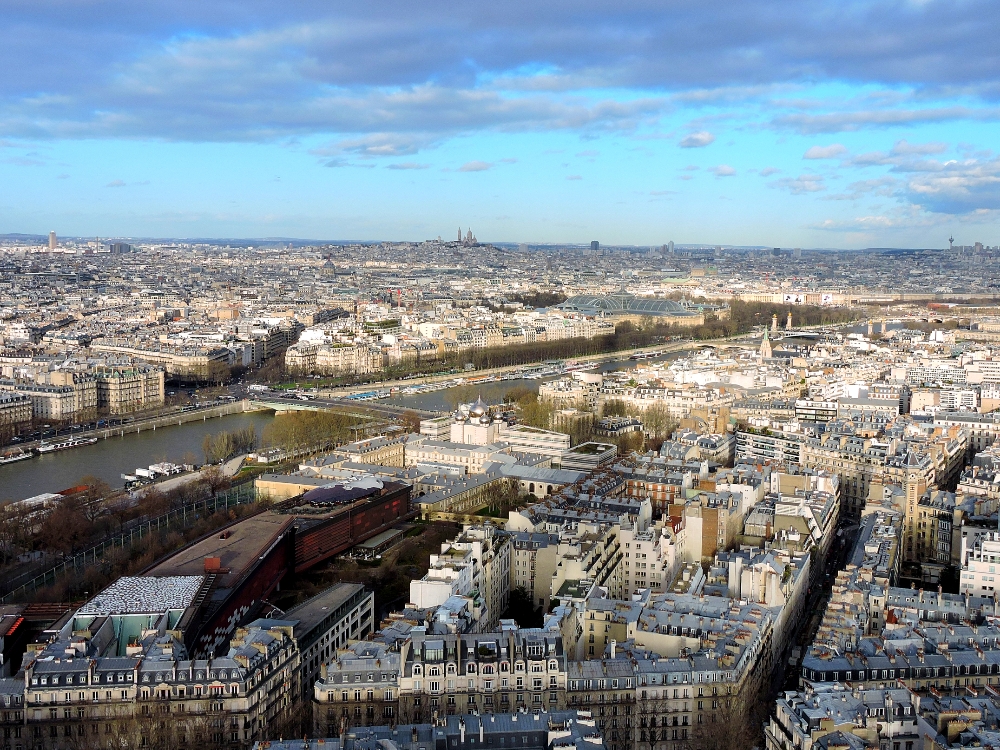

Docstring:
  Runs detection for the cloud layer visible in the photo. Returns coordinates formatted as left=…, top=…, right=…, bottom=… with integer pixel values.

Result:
left=3, top=0, right=1000, bottom=242
left=2, top=0, right=1000, bottom=144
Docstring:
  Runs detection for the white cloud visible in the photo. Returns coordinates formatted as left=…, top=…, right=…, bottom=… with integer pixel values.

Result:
left=679, top=131, right=715, bottom=148
left=770, top=174, right=826, bottom=194
left=804, top=144, right=847, bottom=159
left=710, top=165, right=736, bottom=177
left=458, top=161, right=492, bottom=172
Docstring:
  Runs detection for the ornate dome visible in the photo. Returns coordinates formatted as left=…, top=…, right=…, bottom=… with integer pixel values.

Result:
left=469, top=396, right=489, bottom=418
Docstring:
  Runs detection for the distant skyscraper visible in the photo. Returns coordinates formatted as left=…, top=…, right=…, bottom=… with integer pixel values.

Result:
left=458, top=227, right=462, bottom=242
left=793, top=247, right=802, bottom=259
left=591, top=240, right=600, bottom=253
left=667, top=240, right=674, bottom=253
left=48, top=231, right=56, bottom=250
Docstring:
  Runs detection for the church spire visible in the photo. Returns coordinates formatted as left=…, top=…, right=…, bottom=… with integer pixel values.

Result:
left=759, top=326, right=772, bottom=360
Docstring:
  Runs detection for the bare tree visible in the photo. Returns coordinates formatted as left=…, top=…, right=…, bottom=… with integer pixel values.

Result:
left=636, top=695, right=666, bottom=750
left=400, top=410, right=422, bottom=434
left=0, top=501, right=32, bottom=565
left=687, top=690, right=762, bottom=750
left=200, top=464, right=232, bottom=497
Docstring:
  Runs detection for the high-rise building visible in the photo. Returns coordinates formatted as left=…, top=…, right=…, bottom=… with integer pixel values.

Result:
left=48, top=231, right=56, bottom=249
left=590, top=240, right=599, bottom=253
left=667, top=240, right=674, bottom=253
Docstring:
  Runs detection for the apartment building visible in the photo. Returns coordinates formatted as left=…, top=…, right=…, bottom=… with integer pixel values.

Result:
left=958, top=530, right=1000, bottom=597
left=397, top=630, right=568, bottom=722
left=314, top=640, right=400, bottom=733
left=286, top=583, right=375, bottom=702
left=90, top=341, right=234, bottom=382
left=19, top=576, right=300, bottom=749
left=510, top=532, right=561, bottom=609
left=934, top=411, right=1000, bottom=455
left=735, top=427, right=804, bottom=465
left=0, top=381, right=78, bottom=421
left=94, top=364, right=165, bottom=414
left=0, top=391, right=32, bottom=434
left=409, top=524, right=511, bottom=632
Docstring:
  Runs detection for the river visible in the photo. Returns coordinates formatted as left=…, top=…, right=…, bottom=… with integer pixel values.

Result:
left=0, top=411, right=275, bottom=502
left=384, top=351, right=688, bottom=412
left=0, top=321, right=904, bottom=501
left=385, top=321, right=909, bottom=412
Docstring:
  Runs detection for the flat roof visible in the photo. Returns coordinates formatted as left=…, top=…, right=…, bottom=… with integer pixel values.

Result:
left=356, top=527, right=406, bottom=549
left=283, top=582, right=369, bottom=634
left=78, top=575, right=204, bottom=615
left=566, top=442, right=615, bottom=455
left=146, top=514, right=293, bottom=587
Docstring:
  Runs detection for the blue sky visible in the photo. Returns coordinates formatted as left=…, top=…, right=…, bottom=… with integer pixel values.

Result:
left=2, top=0, right=999, bottom=247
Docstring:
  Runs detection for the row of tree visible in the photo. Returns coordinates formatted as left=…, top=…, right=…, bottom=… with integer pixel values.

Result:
left=265, top=301, right=862, bottom=389
left=0, top=465, right=234, bottom=565
left=260, top=410, right=361, bottom=453
left=202, top=424, right=258, bottom=463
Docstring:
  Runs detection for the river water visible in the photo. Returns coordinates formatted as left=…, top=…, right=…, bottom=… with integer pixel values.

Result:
left=0, top=321, right=905, bottom=501
left=0, top=411, right=274, bottom=502
left=384, top=321, right=909, bottom=413
left=384, top=352, right=687, bottom=412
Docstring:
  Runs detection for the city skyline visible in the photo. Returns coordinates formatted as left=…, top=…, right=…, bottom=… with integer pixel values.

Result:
left=1, top=1, right=999, bottom=246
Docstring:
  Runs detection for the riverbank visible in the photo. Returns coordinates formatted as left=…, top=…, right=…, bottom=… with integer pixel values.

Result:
left=321, top=338, right=699, bottom=398
left=14, top=400, right=265, bottom=453
left=0, top=410, right=276, bottom=502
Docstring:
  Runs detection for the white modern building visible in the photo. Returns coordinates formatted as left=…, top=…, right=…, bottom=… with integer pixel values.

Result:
left=960, top=530, right=1000, bottom=596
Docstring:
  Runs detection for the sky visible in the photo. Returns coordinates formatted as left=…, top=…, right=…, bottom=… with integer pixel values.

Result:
left=2, top=0, right=1000, bottom=248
